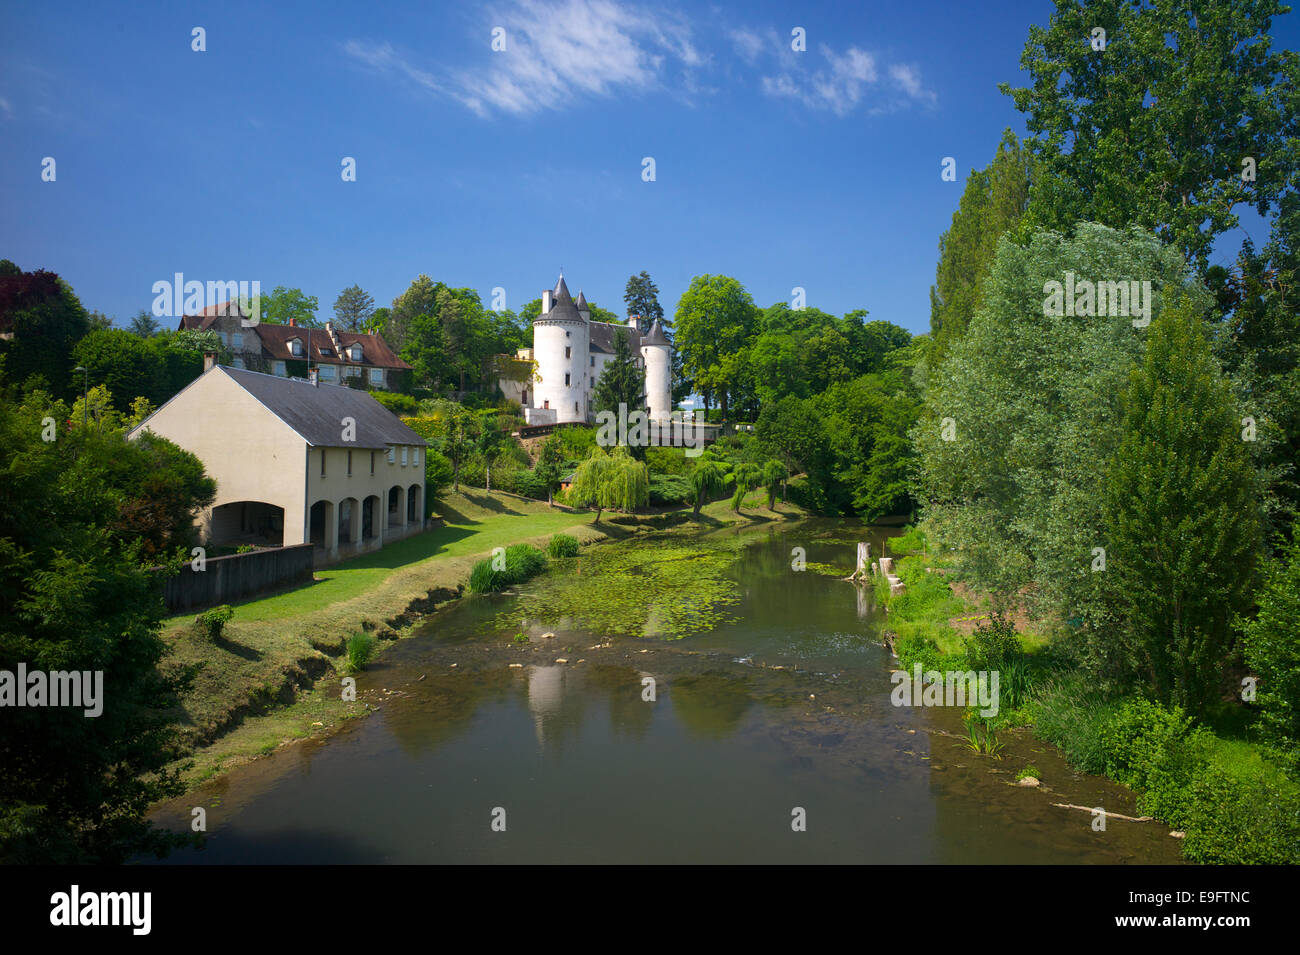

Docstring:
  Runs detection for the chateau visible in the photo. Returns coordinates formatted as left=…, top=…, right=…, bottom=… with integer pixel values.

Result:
left=499, top=275, right=673, bottom=426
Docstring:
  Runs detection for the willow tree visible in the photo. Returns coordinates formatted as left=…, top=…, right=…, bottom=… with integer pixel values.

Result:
left=689, top=459, right=729, bottom=516
left=730, top=462, right=761, bottom=512
left=763, top=459, right=788, bottom=510
left=567, top=446, right=648, bottom=522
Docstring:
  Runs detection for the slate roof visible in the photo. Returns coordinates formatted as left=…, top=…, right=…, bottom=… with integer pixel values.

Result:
left=641, top=319, right=670, bottom=347
left=588, top=321, right=642, bottom=355
left=213, top=366, right=425, bottom=450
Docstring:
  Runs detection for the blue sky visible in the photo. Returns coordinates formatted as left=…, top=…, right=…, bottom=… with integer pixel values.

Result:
left=2, top=0, right=1296, bottom=336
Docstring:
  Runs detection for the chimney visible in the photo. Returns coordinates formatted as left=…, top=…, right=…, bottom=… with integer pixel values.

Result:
left=542, top=289, right=552, bottom=314
left=628, top=314, right=640, bottom=329
left=308, top=367, right=319, bottom=387
left=288, top=317, right=297, bottom=327
left=203, top=351, right=217, bottom=373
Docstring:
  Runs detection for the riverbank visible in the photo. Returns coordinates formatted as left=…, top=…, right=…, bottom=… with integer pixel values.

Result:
left=160, top=488, right=809, bottom=788
left=871, top=525, right=1300, bottom=864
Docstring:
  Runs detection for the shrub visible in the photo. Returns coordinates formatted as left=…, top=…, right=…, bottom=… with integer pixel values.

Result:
left=372, top=391, right=419, bottom=416
left=1240, top=538, right=1300, bottom=764
left=470, top=544, right=548, bottom=593
left=469, top=558, right=507, bottom=593
left=1100, top=698, right=1212, bottom=829
left=197, top=605, right=234, bottom=640
left=649, top=474, right=693, bottom=506
left=1183, top=768, right=1300, bottom=864
left=1026, top=674, right=1121, bottom=774
left=889, top=525, right=928, bottom=556
left=547, top=534, right=579, bottom=558
left=963, top=611, right=1023, bottom=670
left=895, top=634, right=947, bottom=672
left=425, top=449, right=453, bottom=501
left=344, top=632, right=376, bottom=673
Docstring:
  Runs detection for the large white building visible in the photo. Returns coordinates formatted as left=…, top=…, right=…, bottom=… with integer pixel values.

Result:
left=502, top=275, right=673, bottom=425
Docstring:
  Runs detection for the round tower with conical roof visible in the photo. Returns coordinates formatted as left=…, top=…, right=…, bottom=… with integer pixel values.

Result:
left=640, top=318, right=673, bottom=422
left=532, top=275, right=589, bottom=423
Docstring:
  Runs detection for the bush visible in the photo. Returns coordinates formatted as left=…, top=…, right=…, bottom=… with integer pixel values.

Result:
left=1027, top=674, right=1121, bottom=774
left=470, top=544, right=548, bottom=593
left=649, top=474, right=693, bottom=506
left=895, top=634, right=947, bottom=672
left=888, top=525, right=928, bottom=556
left=197, top=605, right=234, bottom=640
left=344, top=632, right=376, bottom=673
left=372, top=391, right=419, bottom=416
left=547, top=534, right=579, bottom=558
left=962, top=611, right=1023, bottom=670
left=1183, top=768, right=1300, bottom=864
left=425, top=449, right=453, bottom=501
left=1100, top=698, right=1212, bottom=829
left=1240, top=538, right=1300, bottom=763
left=1016, top=764, right=1041, bottom=782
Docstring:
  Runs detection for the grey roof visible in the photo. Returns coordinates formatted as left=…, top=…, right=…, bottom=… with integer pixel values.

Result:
left=588, top=321, right=641, bottom=355
left=642, top=318, right=670, bottom=347
left=542, top=275, right=583, bottom=323
left=575, top=289, right=589, bottom=312
left=218, top=366, right=426, bottom=449
left=553, top=275, right=574, bottom=306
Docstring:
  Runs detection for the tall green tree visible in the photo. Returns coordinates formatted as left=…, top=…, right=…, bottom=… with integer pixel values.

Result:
left=388, top=275, right=439, bottom=351
left=128, top=310, right=160, bottom=337
left=1001, top=0, right=1299, bottom=272
left=567, top=446, right=648, bottom=521
left=1241, top=536, right=1300, bottom=763
left=689, top=459, right=729, bottom=516
left=1100, top=295, right=1261, bottom=712
left=928, top=129, right=1034, bottom=369
left=0, top=393, right=211, bottom=862
left=623, top=271, right=664, bottom=334
left=591, top=327, right=645, bottom=419
left=0, top=263, right=90, bottom=397
left=333, top=285, right=376, bottom=331
left=259, top=286, right=320, bottom=327
left=674, top=274, right=759, bottom=421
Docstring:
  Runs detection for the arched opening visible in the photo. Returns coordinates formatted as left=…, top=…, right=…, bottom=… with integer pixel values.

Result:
left=210, top=501, right=285, bottom=548
left=338, top=497, right=360, bottom=547
left=363, top=494, right=381, bottom=540
left=388, top=485, right=406, bottom=527
left=407, top=484, right=422, bottom=524
left=309, top=500, right=334, bottom=549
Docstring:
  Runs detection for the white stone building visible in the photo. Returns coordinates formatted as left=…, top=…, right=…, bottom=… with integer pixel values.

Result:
left=508, top=275, right=673, bottom=425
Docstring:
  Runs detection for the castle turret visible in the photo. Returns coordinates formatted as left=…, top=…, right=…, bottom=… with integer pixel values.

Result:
left=640, top=318, right=672, bottom=422
left=532, top=275, right=588, bottom=423
left=575, top=289, right=590, bottom=322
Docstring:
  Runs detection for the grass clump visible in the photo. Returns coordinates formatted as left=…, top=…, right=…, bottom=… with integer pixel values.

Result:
left=547, top=533, right=580, bottom=558
left=343, top=632, right=376, bottom=673
left=469, top=543, right=549, bottom=593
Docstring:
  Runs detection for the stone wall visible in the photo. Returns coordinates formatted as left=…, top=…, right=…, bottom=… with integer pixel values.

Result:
left=160, top=543, right=315, bottom=613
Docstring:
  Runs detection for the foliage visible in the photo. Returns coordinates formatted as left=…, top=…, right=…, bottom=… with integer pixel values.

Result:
left=590, top=326, right=645, bottom=423
left=198, top=605, right=234, bottom=640
left=372, top=391, right=419, bottom=416
left=469, top=544, right=548, bottom=593
left=1016, top=764, right=1041, bottom=782
left=1240, top=537, right=1300, bottom=762
left=258, top=286, right=319, bottom=328
left=917, top=223, right=1206, bottom=623
left=0, top=263, right=91, bottom=398
left=649, top=473, right=693, bottom=507
left=567, top=446, right=649, bottom=521
left=547, top=534, right=579, bottom=558
left=888, top=525, right=928, bottom=556
left=928, top=129, right=1034, bottom=369
left=343, top=632, right=376, bottom=673
left=673, top=274, right=759, bottom=420
left=761, top=459, right=788, bottom=509
left=962, top=611, right=1023, bottom=671
left=1099, top=295, right=1261, bottom=711
left=0, top=395, right=197, bottom=862
left=1001, top=0, right=1298, bottom=273
left=333, top=284, right=375, bottom=331
left=1100, top=698, right=1212, bottom=829
left=688, top=458, right=729, bottom=516
left=623, top=270, right=664, bottom=332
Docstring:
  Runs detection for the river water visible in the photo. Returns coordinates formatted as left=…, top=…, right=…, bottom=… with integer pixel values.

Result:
left=150, top=519, right=1184, bottom=864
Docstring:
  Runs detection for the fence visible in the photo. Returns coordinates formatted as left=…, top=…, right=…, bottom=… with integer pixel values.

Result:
left=160, top=543, right=315, bottom=613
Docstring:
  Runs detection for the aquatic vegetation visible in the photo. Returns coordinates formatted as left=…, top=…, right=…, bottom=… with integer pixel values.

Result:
left=1016, top=764, right=1041, bottom=782
left=470, top=543, right=548, bottom=593
left=498, top=535, right=748, bottom=639
left=963, top=709, right=1005, bottom=757
left=547, top=533, right=580, bottom=558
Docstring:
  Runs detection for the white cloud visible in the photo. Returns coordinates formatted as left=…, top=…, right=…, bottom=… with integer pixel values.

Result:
left=730, top=28, right=763, bottom=64
left=758, top=43, right=934, bottom=116
left=0, top=96, right=12, bottom=119
left=345, top=0, right=703, bottom=117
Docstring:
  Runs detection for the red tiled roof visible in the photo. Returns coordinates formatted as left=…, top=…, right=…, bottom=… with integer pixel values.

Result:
left=176, top=302, right=411, bottom=370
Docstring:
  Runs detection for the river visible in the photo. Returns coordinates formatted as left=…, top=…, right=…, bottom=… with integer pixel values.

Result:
left=148, top=518, right=1184, bottom=864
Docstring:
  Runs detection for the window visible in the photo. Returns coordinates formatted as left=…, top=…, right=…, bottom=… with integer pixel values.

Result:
left=347, top=450, right=353, bottom=476
left=273, top=361, right=286, bottom=376
left=351, top=344, right=363, bottom=361
left=289, top=339, right=303, bottom=357
left=231, top=357, right=245, bottom=369
left=369, top=367, right=384, bottom=385
left=233, top=332, right=243, bottom=349
left=565, top=346, right=571, bottom=359
left=565, top=330, right=570, bottom=338
left=320, top=449, right=326, bottom=476
left=319, top=365, right=336, bottom=381
left=401, top=447, right=408, bottom=467
left=413, top=448, right=420, bottom=466
left=387, top=447, right=395, bottom=465
left=370, top=451, right=375, bottom=475
left=590, top=356, right=594, bottom=367
left=574, top=401, right=579, bottom=413
left=565, top=373, right=571, bottom=386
